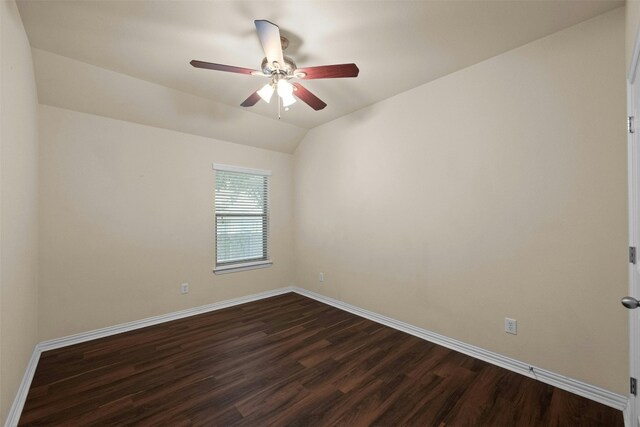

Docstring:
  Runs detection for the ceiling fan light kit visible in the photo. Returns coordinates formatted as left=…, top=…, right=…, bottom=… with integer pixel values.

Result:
left=190, top=19, right=359, bottom=117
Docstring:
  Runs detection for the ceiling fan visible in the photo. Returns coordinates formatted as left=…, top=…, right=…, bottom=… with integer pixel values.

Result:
left=190, top=20, right=359, bottom=114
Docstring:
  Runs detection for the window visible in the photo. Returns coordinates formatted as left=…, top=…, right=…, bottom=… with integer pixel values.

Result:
left=214, top=164, right=271, bottom=273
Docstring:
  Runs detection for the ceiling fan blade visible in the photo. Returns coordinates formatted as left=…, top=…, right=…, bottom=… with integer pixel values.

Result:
left=292, top=83, right=327, bottom=111
left=255, top=20, right=285, bottom=70
left=190, top=60, right=260, bottom=75
left=295, top=63, right=359, bottom=79
left=240, top=91, right=262, bottom=107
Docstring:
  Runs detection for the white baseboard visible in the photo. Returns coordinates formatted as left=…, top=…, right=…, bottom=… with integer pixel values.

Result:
left=291, top=287, right=629, bottom=412
left=5, top=285, right=628, bottom=426
left=4, top=286, right=294, bottom=427
left=4, top=346, right=41, bottom=427
left=38, top=286, right=294, bottom=352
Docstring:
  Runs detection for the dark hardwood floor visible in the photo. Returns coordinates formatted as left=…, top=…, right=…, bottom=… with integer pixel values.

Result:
left=20, top=292, right=623, bottom=426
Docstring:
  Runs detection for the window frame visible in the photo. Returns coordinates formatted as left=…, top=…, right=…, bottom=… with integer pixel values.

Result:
left=213, top=163, right=272, bottom=274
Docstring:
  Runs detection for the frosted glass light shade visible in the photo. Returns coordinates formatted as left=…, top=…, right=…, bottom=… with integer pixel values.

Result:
left=281, top=93, right=296, bottom=107
left=277, top=80, right=294, bottom=97
left=257, top=84, right=274, bottom=103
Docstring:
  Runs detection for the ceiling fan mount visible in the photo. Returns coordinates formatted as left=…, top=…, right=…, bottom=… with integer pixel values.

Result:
left=279, top=36, right=290, bottom=51
left=190, top=20, right=359, bottom=113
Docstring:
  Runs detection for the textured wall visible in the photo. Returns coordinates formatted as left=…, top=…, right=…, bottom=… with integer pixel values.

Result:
left=294, top=9, right=628, bottom=394
left=0, top=0, right=40, bottom=422
left=37, top=105, right=294, bottom=340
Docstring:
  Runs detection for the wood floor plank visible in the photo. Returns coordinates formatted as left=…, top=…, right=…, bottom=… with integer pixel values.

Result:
left=19, top=293, right=624, bottom=426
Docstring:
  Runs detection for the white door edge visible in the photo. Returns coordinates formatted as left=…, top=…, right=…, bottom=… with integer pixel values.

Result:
left=627, top=24, right=640, bottom=426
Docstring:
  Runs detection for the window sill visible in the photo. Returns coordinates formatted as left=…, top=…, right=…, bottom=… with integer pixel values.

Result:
left=214, top=260, right=273, bottom=275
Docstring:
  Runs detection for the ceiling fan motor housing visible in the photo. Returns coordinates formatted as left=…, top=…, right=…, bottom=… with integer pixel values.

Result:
left=261, top=55, right=297, bottom=76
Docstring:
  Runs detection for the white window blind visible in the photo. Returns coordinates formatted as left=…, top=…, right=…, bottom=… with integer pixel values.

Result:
left=214, top=165, right=270, bottom=270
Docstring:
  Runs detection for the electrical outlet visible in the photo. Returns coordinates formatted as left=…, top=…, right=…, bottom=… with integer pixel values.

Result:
left=180, top=283, right=189, bottom=294
left=505, top=318, right=517, bottom=335
left=319, top=272, right=324, bottom=283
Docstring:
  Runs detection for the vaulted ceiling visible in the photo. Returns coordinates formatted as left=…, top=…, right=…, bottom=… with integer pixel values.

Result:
left=17, top=0, right=623, bottom=152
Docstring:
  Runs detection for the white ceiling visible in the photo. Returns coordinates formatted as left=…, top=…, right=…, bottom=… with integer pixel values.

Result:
left=17, top=0, right=623, bottom=152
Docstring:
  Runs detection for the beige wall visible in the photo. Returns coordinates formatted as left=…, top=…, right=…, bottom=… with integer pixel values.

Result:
left=38, top=105, right=294, bottom=340
left=627, top=0, right=640, bottom=72
left=0, top=0, right=40, bottom=423
left=294, top=8, right=628, bottom=394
